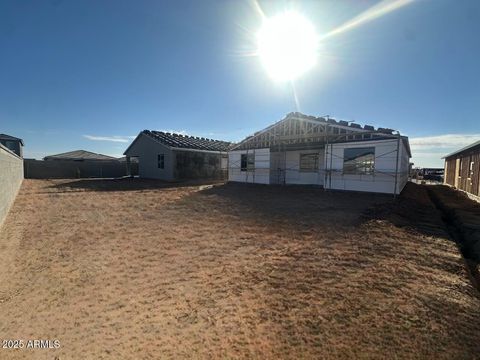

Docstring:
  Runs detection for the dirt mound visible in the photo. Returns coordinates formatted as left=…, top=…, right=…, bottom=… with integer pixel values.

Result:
left=363, top=183, right=449, bottom=238
left=428, top=185, right=480, bottom=262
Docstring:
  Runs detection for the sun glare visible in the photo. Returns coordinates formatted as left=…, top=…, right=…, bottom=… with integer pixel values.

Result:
left=257, top=11, right=318, bottom=82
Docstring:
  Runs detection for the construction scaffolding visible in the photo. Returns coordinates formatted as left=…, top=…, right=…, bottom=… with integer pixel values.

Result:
left=229, top=113, right=411, bottom=195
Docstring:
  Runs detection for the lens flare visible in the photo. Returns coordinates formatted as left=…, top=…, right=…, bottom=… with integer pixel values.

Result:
left=321, top=0, right=415, bottom=40
left=257, top=11, right=319, bottom=82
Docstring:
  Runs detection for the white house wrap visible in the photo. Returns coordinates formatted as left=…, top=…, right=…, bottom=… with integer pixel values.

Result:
left=228, top=112, right=411, bottom=194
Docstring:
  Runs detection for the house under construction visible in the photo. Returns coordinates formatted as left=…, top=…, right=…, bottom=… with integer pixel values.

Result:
left=443, top=139, right=480, bottom=200
left=228, top=112, right=411, bottom=195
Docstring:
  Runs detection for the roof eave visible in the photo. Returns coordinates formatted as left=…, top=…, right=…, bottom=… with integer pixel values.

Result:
left=172, top=147, right=228, bottom=154
left=123, top=131, right=155, bottom=155
left=442, top=139, right=480, bottom=159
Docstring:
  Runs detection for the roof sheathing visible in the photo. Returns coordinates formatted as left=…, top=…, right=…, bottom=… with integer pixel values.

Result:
left=142, top=130, right=232, bottom=152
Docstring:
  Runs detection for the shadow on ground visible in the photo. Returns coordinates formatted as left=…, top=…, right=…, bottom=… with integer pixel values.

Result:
left=428, top=185, right=480, bottom=262
left=194, top=182, right=478, bottom=248
left=44, top=178, right=480, bottom=259
left=362, top=182, right=451, bottom=238
left=186, top=182, right=394, bottom=230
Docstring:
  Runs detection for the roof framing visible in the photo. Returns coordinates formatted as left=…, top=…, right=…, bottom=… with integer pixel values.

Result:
left=232, top=112, right=400, bottom=151
left=124, top=131, right=230, bottom=155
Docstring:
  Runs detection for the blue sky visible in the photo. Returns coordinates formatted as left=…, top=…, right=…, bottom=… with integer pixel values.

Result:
left=0, top=0, right=479, bottom=167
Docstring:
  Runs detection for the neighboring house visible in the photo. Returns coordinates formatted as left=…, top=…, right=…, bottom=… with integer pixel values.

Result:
left=124, top=131, right=231, bottom=180
left=24, top=150, right=134, bottom=179
left=0, top=133, right=24, bottom=157
left=44, top=150, right=117, bottom=161
left=229, top=112, right=411, bottom=195
left=443, top=140, right=480, bottom=199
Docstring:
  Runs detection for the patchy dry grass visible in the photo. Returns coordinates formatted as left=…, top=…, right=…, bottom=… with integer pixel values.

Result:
left=0, top=179, right=479, bottom=359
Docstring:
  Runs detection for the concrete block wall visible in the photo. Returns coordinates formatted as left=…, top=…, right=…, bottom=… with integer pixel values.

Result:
left=0, top=144, right=23, bottom=227
left=24, top=159, right=136, bottom=179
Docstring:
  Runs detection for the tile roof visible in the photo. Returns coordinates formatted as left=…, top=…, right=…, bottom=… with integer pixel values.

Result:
left=142, top=130, right=232, bottom=152
left=44, top=150, right=118, bottom=161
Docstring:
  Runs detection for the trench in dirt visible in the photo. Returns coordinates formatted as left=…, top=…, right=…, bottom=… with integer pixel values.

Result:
left=426, top=187, right=480, bottom=292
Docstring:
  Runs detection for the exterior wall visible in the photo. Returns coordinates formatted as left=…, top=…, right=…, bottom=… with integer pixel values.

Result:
left=270, top=149, right=325, bottom=185
left=24, top=159, right=135, bottom=179
left=396, top=140, right=410, bottom=194
left=173, top=150, right=227, bottom=180
left=228, top=148, right=270, bottom=184
left=326, top=139, right=410, bottom=194
left=444, top=146, right=480, bottom=197
left=125, top=134, right=174, bottom=180
left=0, top=145, right=23, bottom=227
left=444, top=158, right=456, bottom=186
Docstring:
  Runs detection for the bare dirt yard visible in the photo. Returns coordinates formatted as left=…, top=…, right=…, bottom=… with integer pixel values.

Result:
left=0, top=179, right=479, bottom=359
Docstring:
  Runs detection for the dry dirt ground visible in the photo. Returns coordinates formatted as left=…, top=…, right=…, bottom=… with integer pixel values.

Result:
left=0, top=179, right=479, bottom=359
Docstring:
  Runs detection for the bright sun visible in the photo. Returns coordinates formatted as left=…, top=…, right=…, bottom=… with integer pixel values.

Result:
left=257, top=11, right=318, bottom=82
